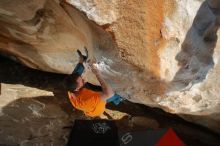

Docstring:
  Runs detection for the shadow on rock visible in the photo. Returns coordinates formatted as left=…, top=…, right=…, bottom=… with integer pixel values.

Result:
left=170, top=1, right=219, bottom=91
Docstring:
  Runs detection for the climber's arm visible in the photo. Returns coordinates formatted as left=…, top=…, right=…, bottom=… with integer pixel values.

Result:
left=90, top=63, right=114, bottom=100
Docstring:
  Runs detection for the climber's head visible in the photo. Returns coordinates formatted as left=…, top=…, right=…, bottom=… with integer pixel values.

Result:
left=63, top=73, right=85, bottom=91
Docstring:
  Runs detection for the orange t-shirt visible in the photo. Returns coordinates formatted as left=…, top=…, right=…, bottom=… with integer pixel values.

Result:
left=68, top=88, right=106, bottom=117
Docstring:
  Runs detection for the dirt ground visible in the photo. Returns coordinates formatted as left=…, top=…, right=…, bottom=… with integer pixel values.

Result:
left=0, top=55, right=220, bottom=146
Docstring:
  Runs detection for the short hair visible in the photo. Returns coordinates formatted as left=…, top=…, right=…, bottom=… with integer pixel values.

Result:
left=63, top=73, right=80, bottom=91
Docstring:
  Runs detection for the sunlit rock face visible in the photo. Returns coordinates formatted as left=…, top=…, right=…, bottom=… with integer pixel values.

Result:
left=0, top=0, right=95, bottom=73
left=0, top=0, right=220, bottom=133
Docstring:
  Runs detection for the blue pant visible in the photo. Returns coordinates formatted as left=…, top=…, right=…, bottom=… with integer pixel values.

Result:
left=72, top=63, right=85, bottom=76
left=72, top=63, right=123, bottom=105
left=106, top=93, right=122, bottom=105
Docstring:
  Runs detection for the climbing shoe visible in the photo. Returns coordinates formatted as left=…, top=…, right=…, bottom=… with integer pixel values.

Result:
left=77, top=47, right=89, bottom=62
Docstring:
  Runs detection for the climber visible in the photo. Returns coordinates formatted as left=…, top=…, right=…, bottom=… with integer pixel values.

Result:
left=63, top=47, right=123, bottom=117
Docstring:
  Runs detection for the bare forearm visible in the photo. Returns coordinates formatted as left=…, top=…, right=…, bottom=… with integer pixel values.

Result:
left=95, top=73, right=109, bottom=90
left=94, top=72, right=113, bottom=95
left=89, top=60, right=114, bottom=99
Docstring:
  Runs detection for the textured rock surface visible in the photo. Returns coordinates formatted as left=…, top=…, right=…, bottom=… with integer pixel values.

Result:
left=1, top=57, right=220, bottom=145
left=0, top=0, right=95, bottom=73
left=1, top=0, right=220, bottom=133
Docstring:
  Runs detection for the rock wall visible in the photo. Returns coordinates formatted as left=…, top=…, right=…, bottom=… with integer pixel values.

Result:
left=0, top=0, right=95, bottom=73
left=0, top=0, right=220, bottom=133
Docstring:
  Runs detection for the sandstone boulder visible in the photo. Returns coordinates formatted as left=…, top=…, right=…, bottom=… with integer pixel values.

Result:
left=0, top=0, right=220, bottom=133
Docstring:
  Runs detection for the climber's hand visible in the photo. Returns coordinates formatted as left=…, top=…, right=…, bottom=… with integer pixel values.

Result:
left=88, top=59, right=100, bottom=75
left=91, top=66, right=100, bottom=75
left=88, top=58, right=96, bottom=66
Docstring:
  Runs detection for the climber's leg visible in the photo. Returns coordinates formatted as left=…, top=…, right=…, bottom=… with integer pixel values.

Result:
left=72, top=63, right=85, bottom=76
left=70, top=48, right=88, bottom=76
left=106, top=93, right=123, bottom=105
